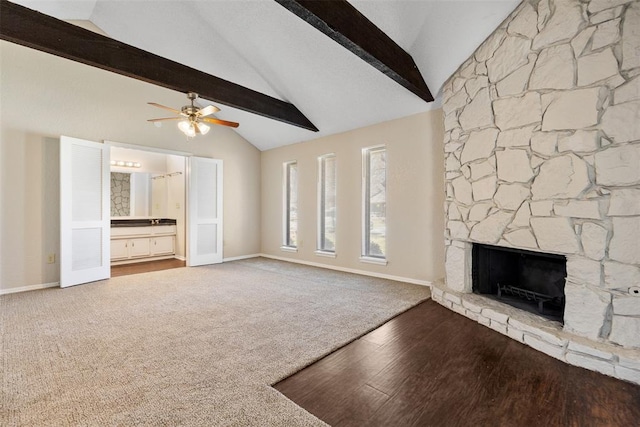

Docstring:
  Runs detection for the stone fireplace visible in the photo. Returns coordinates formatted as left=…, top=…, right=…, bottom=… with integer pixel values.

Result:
left=434, top=0, right=640, bottom=385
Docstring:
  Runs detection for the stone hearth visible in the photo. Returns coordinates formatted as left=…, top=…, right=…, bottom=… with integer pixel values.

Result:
left=439, top=0, right=640, bottom=384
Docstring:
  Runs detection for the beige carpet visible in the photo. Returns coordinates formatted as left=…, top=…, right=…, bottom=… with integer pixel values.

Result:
left=1, top=258, right=430, bottom=426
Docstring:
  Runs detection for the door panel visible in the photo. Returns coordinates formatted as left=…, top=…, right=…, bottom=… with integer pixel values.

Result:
left=129, top=238, right=151, bottom=258
left=187, top=157, right=223, bottom=266
left=110, top=239, right=129, bottom=261
left=152, top=236, right=175, bottom=255
left=60, top=136, right=110, bottom=287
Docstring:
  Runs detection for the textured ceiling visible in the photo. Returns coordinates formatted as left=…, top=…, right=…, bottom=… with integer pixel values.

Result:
left=9, top=0, right=519, bottom=150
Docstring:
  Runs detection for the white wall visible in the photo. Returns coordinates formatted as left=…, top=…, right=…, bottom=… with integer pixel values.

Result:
left=261, top=110, right=446, bottom=283
left=130, top=172, right=150, bottom=217
left=0, top=39, right=445, bottom=292
left=151, top=177, right=168, bottom=217
left=0, top=41, right=261, bottom=291
left=166, top=155, right=186, bottom=258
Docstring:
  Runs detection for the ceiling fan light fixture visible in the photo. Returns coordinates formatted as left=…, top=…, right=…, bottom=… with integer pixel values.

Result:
left=149, top=93, right=238, bottom=138
left=178, top=120, right=197, bottom=138
left=198, top=123, right=210, bottom=135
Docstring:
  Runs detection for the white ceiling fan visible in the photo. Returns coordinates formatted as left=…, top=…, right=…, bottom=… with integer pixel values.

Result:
left=148, top=92, right=239, bottom=137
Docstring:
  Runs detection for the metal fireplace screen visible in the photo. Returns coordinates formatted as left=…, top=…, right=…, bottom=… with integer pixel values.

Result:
left=472, top=244, right=567, bottom=323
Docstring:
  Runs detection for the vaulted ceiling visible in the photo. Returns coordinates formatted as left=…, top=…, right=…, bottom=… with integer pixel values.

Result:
left=6, top=0, right=519, bottom=150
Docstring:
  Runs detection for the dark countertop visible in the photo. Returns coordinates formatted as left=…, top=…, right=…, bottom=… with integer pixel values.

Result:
left=111, top=218, right=177, bottom=227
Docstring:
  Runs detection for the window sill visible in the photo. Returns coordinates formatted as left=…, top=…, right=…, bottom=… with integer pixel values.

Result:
left=280, top=246, right=298, bottom=253
left=315, top=250, right=336, bottom=258
left=359, top=256, right=387, bottom=266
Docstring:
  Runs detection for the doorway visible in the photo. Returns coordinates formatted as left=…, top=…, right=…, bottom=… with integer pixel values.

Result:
left=109, top=145, right=187, bottom=275
left=59, top=136, right=224, bottom=287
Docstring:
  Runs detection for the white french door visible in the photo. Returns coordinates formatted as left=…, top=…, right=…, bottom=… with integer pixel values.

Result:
left=60, top=136, right=110, bottom=287
left=187, top=157, right=223, bottom=266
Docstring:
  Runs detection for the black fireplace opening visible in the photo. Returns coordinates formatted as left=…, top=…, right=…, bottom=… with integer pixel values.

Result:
left=472, top=244, right=567, bottom=323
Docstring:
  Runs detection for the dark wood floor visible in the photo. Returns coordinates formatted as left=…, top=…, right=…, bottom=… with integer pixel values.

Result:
left=110, top=258, right=186, bottom=277
left=275, top=300, right=640, bottom=427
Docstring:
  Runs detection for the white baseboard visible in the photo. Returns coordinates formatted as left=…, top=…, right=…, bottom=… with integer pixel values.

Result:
left=223, top=253, right=261, bottom=262
left=0, top=255, right=429, bottom=294
left=174, top=255, right=187, bottom=261
left=258, top=253, right=432, bottom=287
left=0, top=281, right=60, bottom=296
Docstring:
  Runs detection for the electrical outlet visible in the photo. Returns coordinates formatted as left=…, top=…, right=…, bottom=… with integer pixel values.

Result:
left=175, top=203, right=180, bottom=209
left=299, top=239, right=304, bottom=248
left=47, top=253, right=56, bottom=264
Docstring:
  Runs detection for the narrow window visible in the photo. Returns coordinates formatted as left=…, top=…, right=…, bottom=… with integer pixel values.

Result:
left=362, top=146, right=386, bottom=263
left=282, top=161, right=298, bottom=250
left=317, top=154, right=336, bottom=256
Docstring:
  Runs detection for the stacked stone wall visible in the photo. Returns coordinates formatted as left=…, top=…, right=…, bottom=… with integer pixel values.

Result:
left=111, top=172, right=131, bottom=217
left=441, top=0, right=640, bottom=353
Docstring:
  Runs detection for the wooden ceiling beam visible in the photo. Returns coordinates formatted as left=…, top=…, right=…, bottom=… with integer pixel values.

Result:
left=275, top=0, right=434, bottom=103
left=0, top=0, right=319, bottom=132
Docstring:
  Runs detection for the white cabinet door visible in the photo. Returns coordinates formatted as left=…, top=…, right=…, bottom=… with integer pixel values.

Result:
left=129, top=238, right=151, bottom=258
left=110, top=240, right=129, bottom=261
left=188, top=157, right=223, bottom=266
left=60, top=136, right=110, bottom=287
left=152, top=236, right=175, bottom=255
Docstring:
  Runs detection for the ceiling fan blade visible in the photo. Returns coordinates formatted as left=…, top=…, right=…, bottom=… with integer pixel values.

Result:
left=198, top=105, right=220, bottom=117
left=202, top=117, right=240, bottom=128
left=147, top=117, right=183, bottom=122
left=148, top=102, right=184, bottom=115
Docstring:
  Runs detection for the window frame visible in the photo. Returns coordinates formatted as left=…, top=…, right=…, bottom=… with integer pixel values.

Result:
left=360, top=145, right=387, bottom=265
left=316, top=153, right=337, bottom=258
left=281, top=160, right=298, bottom=252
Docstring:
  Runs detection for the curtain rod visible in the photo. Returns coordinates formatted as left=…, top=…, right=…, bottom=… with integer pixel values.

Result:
left=151, top=171, right=183, bottom=180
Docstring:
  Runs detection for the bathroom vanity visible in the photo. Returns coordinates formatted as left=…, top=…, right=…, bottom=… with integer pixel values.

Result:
left=110, top=218, right=177, bottom=265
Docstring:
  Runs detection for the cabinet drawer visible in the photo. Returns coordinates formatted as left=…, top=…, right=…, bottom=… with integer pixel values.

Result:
left=111, top=226, right=151, bottom=237
left=152, top=225, right=177, bottom=235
